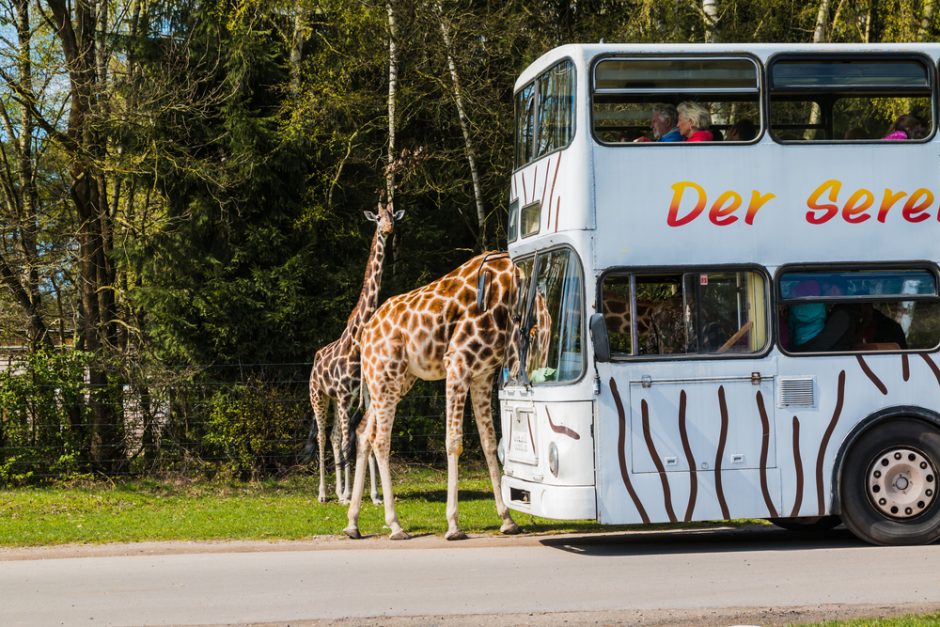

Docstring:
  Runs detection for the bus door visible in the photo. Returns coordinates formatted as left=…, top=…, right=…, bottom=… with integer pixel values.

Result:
left=593, top=268, right=783, bottom=524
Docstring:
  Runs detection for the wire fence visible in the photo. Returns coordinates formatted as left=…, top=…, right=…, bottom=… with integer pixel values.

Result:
left=0, top=357, right=501, bottom=484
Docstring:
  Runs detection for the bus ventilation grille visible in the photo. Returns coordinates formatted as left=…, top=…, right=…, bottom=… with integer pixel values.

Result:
left=777, top=377, right=816, bottom=409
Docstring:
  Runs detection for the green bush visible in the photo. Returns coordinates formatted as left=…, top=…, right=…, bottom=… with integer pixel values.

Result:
left=0, top=349, right=91, bottom=485
left=204, top=378, right=308, bottom=480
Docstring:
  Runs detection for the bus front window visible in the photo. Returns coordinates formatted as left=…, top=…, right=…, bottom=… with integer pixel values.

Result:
left=519, top=248, right=584, bottom=384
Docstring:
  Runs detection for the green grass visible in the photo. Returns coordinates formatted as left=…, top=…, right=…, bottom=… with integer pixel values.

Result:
left=0, top=465, right=639, bottom=546
left=802, top=613, right=940, bottom=626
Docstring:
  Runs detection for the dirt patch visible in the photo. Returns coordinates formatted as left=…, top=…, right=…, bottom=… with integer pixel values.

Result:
left=185, top=604, right=940, bottom=626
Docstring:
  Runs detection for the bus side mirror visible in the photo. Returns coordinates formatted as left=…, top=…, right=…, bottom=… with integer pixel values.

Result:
left=590, top=313, right=611, bottom=363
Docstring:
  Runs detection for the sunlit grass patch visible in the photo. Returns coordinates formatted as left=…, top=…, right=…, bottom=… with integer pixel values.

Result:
left=0, top=465, right=610, bottom=546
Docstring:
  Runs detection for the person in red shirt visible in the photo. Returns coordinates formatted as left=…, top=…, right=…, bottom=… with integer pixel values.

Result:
left=677, top=101, right=714, bottom=142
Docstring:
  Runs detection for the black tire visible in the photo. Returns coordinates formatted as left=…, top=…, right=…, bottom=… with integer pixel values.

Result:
left=840, top=419, right=940, bottom=546
left=768, top=516, right=841, bottom=532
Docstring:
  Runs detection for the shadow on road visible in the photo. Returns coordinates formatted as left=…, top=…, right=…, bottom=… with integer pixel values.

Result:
left=539, top=524, right=869, bottom=556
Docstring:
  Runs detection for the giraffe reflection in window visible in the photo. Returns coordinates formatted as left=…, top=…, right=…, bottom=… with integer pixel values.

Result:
left=602, top=270, right=768, bottom=357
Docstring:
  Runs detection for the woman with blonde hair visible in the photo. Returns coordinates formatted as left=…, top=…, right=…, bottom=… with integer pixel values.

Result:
left=677, top=101, right=714, bottom=142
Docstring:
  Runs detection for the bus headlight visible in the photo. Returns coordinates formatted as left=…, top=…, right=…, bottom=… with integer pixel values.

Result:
left=497, top=437, right=505, bottom=465
left=548, top=442, right=559, bottom=477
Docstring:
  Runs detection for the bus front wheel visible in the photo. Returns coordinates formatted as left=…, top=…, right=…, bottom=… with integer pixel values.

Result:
left=840, top=419, right=940, bottom=546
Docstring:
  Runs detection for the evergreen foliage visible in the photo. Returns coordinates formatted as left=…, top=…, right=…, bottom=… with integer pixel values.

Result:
left=0, top=0, right=937, bottom=481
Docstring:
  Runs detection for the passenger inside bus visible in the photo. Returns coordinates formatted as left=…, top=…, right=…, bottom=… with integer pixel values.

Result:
left=787, top=280, right=856, bottom=352
left=726, top=119, right=757, bottom=141
left=634, top=104, right=683, bottom=143
left=883, top=114, right=927, bottom=140
left=855, top=304, right=907, bottom=349
left=677, top=101, right=714, bottom=142
left=791, top=304, right=856, bottom=352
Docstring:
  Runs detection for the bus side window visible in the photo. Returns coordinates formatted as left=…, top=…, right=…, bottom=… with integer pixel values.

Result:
left=768, top=56, right=934, bottom=142
left=592, top=57, right=761, bottom=144
left=778, top=267, right=940, bottom=353
left=601, top=269, right=768, bottom=358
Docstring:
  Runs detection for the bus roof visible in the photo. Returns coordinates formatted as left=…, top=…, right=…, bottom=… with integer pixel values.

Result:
left=515, top=43, right=940, bottom=92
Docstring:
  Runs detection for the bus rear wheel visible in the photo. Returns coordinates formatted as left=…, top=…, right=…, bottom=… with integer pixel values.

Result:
left=840, top=419, right=940, bottom=546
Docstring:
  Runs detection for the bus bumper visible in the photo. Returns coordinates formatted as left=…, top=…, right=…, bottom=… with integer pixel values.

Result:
left=502, top=475, right=597, bottom=520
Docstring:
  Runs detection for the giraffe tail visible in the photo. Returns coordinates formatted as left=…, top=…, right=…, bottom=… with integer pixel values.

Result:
left=299, top=419, right=318, bottom=464
left=344, top=406, right=363, bottom=463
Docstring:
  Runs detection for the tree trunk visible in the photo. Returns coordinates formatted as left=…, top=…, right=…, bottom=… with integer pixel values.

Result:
left=0, top=0, right=53, bottom=350
left=702, top=0, right=720, bottom=42
left=386, top=1, right=399, bottom=205
left=46, top=0, right=126, bottom=472
left=435, top=2, right=488, bottom=250
left=386, top=1, right=401, bottom=280
left=920, top=0, right=936, bottom=39
left=803, top=0, right=831, bottom=139
left=813, top=0, right=831, bottom=43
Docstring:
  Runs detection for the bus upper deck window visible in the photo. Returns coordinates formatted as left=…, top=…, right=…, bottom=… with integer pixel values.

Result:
left=591, top=57, right=760, bottom=144
left=515, top=60, right=575, bottom=169
left=507, top=200, right=519, bottom=242
left=768, top=56, right=934, bottom=142
left=778, top=267, right=940, bottom=353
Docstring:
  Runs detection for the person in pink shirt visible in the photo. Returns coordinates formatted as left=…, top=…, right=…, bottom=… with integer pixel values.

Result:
left=882, top=114, right=926, bottom=140
left=677, top=101, right=714, bottom=142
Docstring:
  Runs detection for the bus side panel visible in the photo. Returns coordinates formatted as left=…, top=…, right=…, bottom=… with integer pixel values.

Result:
left=776, top=351, right=940, bottom=518
left=595, top=360, right=784, bottom=524
left=592, top=143, right=940, bottom=269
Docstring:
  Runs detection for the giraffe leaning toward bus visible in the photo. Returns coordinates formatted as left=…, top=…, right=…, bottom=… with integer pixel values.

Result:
left=304, top=198, right=403, bottom=503
left=343, top=251, right=550, bottom=540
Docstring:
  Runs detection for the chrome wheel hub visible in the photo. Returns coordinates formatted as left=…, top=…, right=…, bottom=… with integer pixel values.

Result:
left=867, top=447, right=936, bottom=519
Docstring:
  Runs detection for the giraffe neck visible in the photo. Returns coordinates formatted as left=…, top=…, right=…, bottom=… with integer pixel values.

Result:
left=346, top=227, right=388, bottom=343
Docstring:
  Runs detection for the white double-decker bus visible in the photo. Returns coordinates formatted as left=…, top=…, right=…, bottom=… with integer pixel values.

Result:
left=499, top=43, right=940, bottom=545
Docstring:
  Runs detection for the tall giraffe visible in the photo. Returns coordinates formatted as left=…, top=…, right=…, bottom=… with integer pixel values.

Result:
left=305, top=200, right=403, bottom=503
left=344, top=251, right=549, bottom=540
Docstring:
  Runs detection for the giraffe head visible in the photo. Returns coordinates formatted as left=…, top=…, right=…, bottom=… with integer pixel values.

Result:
left=363, top=200, right=404, bottom=237
left=505, top=268, right=553, bottom=383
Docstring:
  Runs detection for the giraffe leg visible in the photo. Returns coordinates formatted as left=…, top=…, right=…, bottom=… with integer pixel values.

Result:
left=471, top=375, right=520, bottom=535
left=344, top=461, right=353, bottom=504
left=368, top=373, right=414, bottom=506
left=370, top=399, right=407, bottom=540
left=331, top=410, right=345, bottom=502
left=344, top=411, right=373, bottom=539
left=444, top=373, right=471, bottom=541
left=310, top=389, right=330, bottom=503
left=368, top=450, right=382, bottom=504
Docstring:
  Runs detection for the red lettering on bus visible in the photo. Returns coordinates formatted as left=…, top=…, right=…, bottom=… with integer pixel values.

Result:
left=745, top=190, right=776, bottom=225
left=843, top=189, right=874, bottom=224
left=903, top=189, right=934, bottom=223
left=709, top=190, right=741, bottom=226
left=805, top=179, right=840, bottom=224
left=667, top=181, right=707, bottom=227
left=878, top=189, right=907, bottom=223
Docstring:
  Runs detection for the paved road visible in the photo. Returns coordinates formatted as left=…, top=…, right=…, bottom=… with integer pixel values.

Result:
left=1, top=526, right=939, bottom=626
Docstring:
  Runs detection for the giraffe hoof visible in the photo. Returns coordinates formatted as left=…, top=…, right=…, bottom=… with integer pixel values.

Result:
left=318, top=495, right=329, bottom=504
left=445, top=530, right=468, bottom=541
left=500, top=521, right=522, bottom=535
left=339, top=497, right=350, bottom=505
left=389, top=529, right=410, bottom=541
left=344, top=527, right=362, bottom=540
left=371, top=497, right=383, bottom=505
